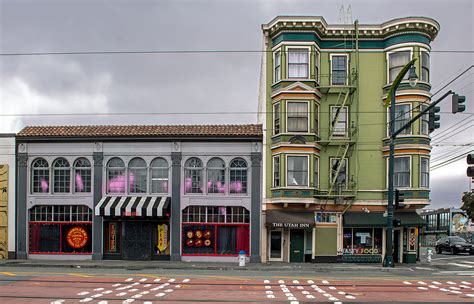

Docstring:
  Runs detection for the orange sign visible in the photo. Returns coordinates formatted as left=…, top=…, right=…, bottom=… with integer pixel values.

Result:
left=66, top=226, right=89, bottom=249
left=109, top=223, right=117, bottom=252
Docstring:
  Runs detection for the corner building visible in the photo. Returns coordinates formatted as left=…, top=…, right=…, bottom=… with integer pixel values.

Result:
left=15, top=125, right=262, bottom=262
left=259, top=16, right=438, bottom=263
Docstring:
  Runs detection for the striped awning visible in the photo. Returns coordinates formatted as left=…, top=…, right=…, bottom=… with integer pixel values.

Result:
left=95, top=196, right=170, bottom=217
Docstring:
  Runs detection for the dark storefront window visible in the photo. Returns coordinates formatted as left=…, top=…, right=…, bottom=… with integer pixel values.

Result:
left=29, top=205, right=92, bottom=254
left=343, top=227, right=382, bottom=255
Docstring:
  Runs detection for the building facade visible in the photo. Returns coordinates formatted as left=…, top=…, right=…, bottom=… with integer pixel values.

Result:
left=0, top=134, right=16, bottom=259
left=259, top=16, right=438, bottom=263
left=15, top=125, right=262, bottom=262
left=420, top=207, right=472, bottom=246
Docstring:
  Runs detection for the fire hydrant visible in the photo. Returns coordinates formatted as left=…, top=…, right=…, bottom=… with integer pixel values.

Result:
left=238, top=250, right=246, bottom=267
left=427, top=248, right=433, bottom=263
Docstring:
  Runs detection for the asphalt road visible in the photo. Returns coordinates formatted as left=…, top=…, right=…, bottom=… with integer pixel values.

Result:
left=0, top=254, right=473, bottom=303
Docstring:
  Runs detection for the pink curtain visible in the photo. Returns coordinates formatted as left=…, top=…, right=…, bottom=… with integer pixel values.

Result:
left=236, top=225, right=250, bottom=254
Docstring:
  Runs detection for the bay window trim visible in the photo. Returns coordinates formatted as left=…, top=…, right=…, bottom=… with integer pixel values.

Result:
left=286, top=46, right=311, bottom=79
left=386, top=155, right=412, bottom=189
left=285, top=100, right=310, bottom=133
left=386, top=47, right=413, bottom=84
left=273, top=50, right=281, bottom=83
left=387, top=103, right=412, bottom=137
left=273, top=102, right=280, bottom=135
left=285, top=154, right=309, bottom=187
left=420, top=156, right=430, bottom=188
left=272, top=155, right=280, bottom=188
left=420, top=48, right=430, bottom=83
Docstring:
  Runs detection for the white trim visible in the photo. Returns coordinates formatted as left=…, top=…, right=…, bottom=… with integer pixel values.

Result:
left=285, top=100, right=310, bottom=133
left=387, top=102, right=412, bottom=137
left=384, top=42, right=430, bottom=52
left=386, top=155, right=412, bottom=189
left=286, top=45, right=311, bottom=80
left=420, top=156, right=430, bottom=188
left=386, top=47, right=413, bottom=85
left=314, top=102, right=320, bottom=136
left=273, top=102, right=280, bottom=136
left=314, top=49, right=320, bottom=83
left=268, top=229, right=284, bottom=262
left=272, top=41, right=319, bottom=52
left=273, top=49, right=281, bottom=83
left=329, top=53, right=349, bottom=86
left=285, top=154, right=310, bottom=187
left=420, top=48, right=430, bottom=83
left=272, top=155, right=280, bottom=188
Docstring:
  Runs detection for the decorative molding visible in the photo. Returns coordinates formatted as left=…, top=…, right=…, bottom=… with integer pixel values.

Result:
left=251, top=153, right=262, bottom=167
left=94, top=142, right=103, bottom=152
left=93, top=153, right=103, bottom=166
left=17, top=153, right=28, bottom=167
left=172, top=142, right=181, bottom=152
left=18, top=143, right=27, bottom=153
left=171, top=153, right=182, bottom=166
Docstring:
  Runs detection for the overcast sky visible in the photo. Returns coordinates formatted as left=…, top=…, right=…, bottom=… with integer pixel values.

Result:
left=0, top=0, right=472, bottom=209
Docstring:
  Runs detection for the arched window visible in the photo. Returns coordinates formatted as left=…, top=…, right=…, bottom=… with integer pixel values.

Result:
left=129, top=158, right=147, bottom=193
left=207, top=158, right=225, bottom=194
left=229, top=158, right=247, bottom=194
left=107, top=158, right=126, bottom=193
left=53, top=158, right=71, bottom=193
left=74, top=158, right=91, bottom=193
left=31, top=158, right=49, bottom=193
left=184, top=157, right=203, bottom=194
left=151, top=158, right=168, bottom=193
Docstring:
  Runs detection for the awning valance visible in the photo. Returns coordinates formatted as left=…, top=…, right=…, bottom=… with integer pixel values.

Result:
left=344, top=212, right=426, bottom=227
left=266, top=210, right=315, bottom=229
left=95, top=196, right=170, bottom=217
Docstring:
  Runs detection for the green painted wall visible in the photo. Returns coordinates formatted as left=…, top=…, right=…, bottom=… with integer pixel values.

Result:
left=315, top=227, right=337, bottom=256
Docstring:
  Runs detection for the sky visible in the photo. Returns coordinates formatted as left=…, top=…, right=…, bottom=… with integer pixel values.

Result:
left=0, top=0, right=473, bottom=209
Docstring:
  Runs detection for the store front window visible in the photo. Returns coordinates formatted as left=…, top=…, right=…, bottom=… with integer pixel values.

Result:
left=343, top=227, right=382, bottom=255
left=182, top=206, right=250, bottom=256
left=29, top=205, right=92, bottom=254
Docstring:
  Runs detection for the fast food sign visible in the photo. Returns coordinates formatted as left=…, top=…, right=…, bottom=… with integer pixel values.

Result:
left=66, top=226, right=89, bottom=249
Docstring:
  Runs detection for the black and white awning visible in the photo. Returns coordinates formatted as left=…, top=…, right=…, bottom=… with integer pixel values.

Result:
left=95, top=196, right=171, bottom=217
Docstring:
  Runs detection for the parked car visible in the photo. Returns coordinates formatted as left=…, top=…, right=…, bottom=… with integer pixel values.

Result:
left=435, top=236, right=474, bottom=255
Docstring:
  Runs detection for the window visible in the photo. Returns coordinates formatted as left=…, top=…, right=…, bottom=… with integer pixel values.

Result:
left=229, top=158, right=247, bottom=194
left=331, top=55, right=348, bottom=85
left=31, top=158, right=49, bottom=193
left=388, top=50, right=410, bottom=83
left=420, top=157, right=429, bottom=188
left=421, top=51, right=430, bottom=82
left=53, top=158, right=71, bottom=193
left=184, top=157, right=203, bottom=194
left=330, top=158, right=347, bottom=187
left=207, top=158, right=226, bottom=194
left=29, top=205, right=92, bottom=254
left=394, top=157, right=410, bottom=188
left=273, top=156, right=280, bottom=187
left=74, top=158, right=91, bottom=193
left=330, top=106, right=348, bottom=137
left=287, top=102, right=308, bottom=132
left=287, top=155, right=308, bottom=186
left=314, top=103, right=319, bottom=135
left=392, top=104, right=411, bottom=135
left=420, top=104, right=429, bottom=135
left=315, top=212, right=337, bottom=223
left=273, top=103, right=280, bottom=135
left=314, top=50, right=320, bottom=82
left=129, top=158, right=147, bottom=193
left=343, top=228, right=382, bottom=255
left=274, top=51, right=281, bottom=82
left=288, top=48, right=309, bottom=78
left=314, top=157, right=319, bottom=189
left=151, top=158, right=168, bottom=193
left=107, top=158, right=126, bottom=193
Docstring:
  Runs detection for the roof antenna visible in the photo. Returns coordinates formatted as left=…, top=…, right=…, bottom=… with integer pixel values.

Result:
left=338, top=5, right=345, bottom=24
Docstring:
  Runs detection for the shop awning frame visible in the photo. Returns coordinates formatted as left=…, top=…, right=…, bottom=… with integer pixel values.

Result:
left=343, top=212, right=426, bottom=227
left=266, top=210, right=315, bottom=229
left=95, top=196, right=170, bottom=217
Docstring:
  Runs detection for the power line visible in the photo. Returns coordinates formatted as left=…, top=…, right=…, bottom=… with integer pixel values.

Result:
left=430, top=151, right=472, bottom=170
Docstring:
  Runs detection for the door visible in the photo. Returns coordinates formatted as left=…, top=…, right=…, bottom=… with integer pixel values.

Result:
left=122, top=221, right=151, bottom=260
left=269, top=230, right=283, bottom=261
left=393, top=230, right=400, bottom=263
left=290, top=230, right=305, bottom=262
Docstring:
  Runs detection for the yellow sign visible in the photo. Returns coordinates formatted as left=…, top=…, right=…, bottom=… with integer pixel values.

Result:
left=157, top=224, right=168, bottom=252
left=0, top=165, right=8, bottom=260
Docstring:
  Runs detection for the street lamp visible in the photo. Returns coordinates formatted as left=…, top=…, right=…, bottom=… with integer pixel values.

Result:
left=384, top=58, right=418, bottom=268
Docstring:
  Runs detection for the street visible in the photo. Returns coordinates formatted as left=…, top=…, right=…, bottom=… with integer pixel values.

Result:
left=1, top=253, right=474, bottom=303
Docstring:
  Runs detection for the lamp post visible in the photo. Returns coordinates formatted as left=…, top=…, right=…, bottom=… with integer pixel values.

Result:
left=384, top=59, right=418, bottom=268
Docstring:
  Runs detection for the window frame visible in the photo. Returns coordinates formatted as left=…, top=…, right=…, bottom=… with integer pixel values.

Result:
left=106, top=157, right=126, bottom=194
left=73, top=158, right=92, bottom=194
left=150, top=157, right=169, bottom=194
left=314, top=156, right=319, bottom=189
left=52, top=158, right=71, bottom=194
left=273, top=102, right=280, bottom=135
left=285, top=154, right=309, bottom=187
left=229, top=158, right=248, bottom=195
left=273, top=50, right=281, bottom=83
left=420, top=156, right=429, bottom=188
left=330, top=105, right=349, bottom=137
left=420, top=104, right=429, bottom=135
left=206, top=157, right=226, bottom=195
left=314, top=102, right=320, bottom=136
left=330, top=53, right=349, bottom=85
left=287, top=46, right=310, bottom=79
left=31, top=158, right=50, bottom=194
left=387, top=103, right=412, bottom=137
left=386, top=47, right=413, bottom=84
left=286, top=100, right=310, bottom=133
left=128, top=157, right=148, bottom=194
left=329, top=157, right=348, bottom=189
left=314, top=49, right=320, bottom=83
left=272, top=155, right=280, bottom=188
left=420, top=49, right=430, bottom=83
left=388, top=156, right=412, bottom=189
left=184, top=157, right=204, bottom=195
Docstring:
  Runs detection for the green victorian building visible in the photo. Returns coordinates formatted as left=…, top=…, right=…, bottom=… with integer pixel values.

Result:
left=258, top=16, right=439, bottom=263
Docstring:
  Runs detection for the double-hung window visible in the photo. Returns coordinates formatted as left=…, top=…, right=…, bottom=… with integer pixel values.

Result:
left=421, top=51, right=430, bottom=83
left=330, top=158, right=347, bottom=187
left=420, top=104, right=429, bottom=135
left=273, top=103, right=280, bottom=135
left=331, top=55, right=347, bottom=85
left=388, top=50, right=410, bottom=83
left=273, top=156, right=280, bottom=187
left=151, top=158, right=169, bottom=193
left=287, top=102, right=308, bottom=132
left=287, top=156, right=308, bottom=186
left=394, top=157, right=410, bottom=188
left=274, top=51, right=281, bottom=82
left=314, top=51, right=320, bottom=82
left=314, top=103, right=319, bottom=135
left=288, top=48, right=309, bottom=78
left=420, top=157, right=429, bottom=188
left=330, top=106, right=348, bottom=137
left=393, top=104, right=411, bottom=135
left=314, top=157, right=319, bottom=189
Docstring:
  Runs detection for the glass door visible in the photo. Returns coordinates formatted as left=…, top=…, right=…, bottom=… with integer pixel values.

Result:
left=269, top=230, right=283, bottom=261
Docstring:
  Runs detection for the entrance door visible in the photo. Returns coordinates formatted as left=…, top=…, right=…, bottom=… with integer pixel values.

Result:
left=122, top=221, right=151, bottom=260
left=269, top=230, right=283, bottom=261
left=290, top=230, right=305, bottom=262
left=393, top=229, right=400, bottom=263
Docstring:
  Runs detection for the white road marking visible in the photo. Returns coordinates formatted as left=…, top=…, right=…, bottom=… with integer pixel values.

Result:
left=306, top=295, right=315, bottom=299
left=310, top=284, right=318, bottom=288
left=264, top=280, right=270, bottom=283
left=432, top=281, right=441, bottom=285
left=144, top=302, right=153, bottom=304
left=465, top=294, right=474, bottom=297
left=417, top=287, right=428, bottom=290
left=125, top=278, right=133, bottom=282
left=428, top=285, right=439, bottom=289
left=131, top=295, right=142, bottom=299
left=449, top=263, right=474, bottom=268
left=450, top=290, right=462, bottom=294
left=139, top=278, right=147, bottom=282
left=144, top=284, right=151, bottom=287
left=403, top=281, right=412, bottom=285
left=460, top=285, right=471, bottom=289
left=285, top=293, right=293, bottom=297
left=292, top=280, right=299, bottom=284
left=91, top=294, right=103, bottom=298
left=122, top=300, right=135, bottom=303
left=461, top=281, right=472, bottom=285
left=335, top=302, right=343, bottom=304
left=329, top=286, right=337, bottom=290
left=116, top=292, right=127, bottom=296
left=296, top=286, right=304, bottom=290
left=449, top=286, right=460, bottom=290
left=278, top=280, right=285, bottom=283
left=175, top=285, right=181, bottom=288
left=329, top=297, right=339, bottom=301
left=462, top=261, right=474, bottom=264
left=266, top=290, right=273, bottom=294
left=338, top=291, right=346, bottom=295
left=290, top=301, right=299, bottom=304
left=165, top=289, right=174, bottom=293
left=280, top=284, right=286, bottom=288
left=288, top=297, right=297, bottom=301
left=266, top=295, right=275, bottom=299
left=79, top=298, right=93, bottom=303
left=94, top=288, right=105, bottom=291
left=345, top=295, right=356, bottom=299
left=265, top=286, right=271, bottom=289
left=307, top=280, right=314, bottom=284
left=154, top=279, right=161, bottom=282
left=323, top=293, right=331, bottom=297
left=129, top=289, right=138, bottom=292
left=168, top=279, right=176, bottom=282
left=131, top=283, right=139, bottom=286
left=282, top=288, right=290, bottom=292
left=447, top=281, right=456, bottom=285
left=417, top=281, right=427, bottom=285
left=440, top=288, right=449, bottom=292
left=97, top=301, right=108, bottom=304
left=112, top=284, right=122, bottom=287
left=77, top=292, right=89, bottom=296
left=415, top=266, right=434, bottom=271
left=140, top=291, right=150, bottom=295
left=317, top=289, right=325, bottom=293
left=51, top=301, right=65, bottom=304
left=156, top=293, right=165, bottom=297
left=302, top=291, right=310, bottom=295
left=103, top=290, right=112, bottom=294
left=182, top=279, right=190, bottom=283
left=322, top=280, right=329, bottom=284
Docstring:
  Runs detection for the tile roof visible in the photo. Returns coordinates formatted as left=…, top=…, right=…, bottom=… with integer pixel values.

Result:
left=17, top=124, right=262, bottom=138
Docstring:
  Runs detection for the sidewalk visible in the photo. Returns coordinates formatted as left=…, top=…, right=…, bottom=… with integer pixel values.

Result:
left=0, top=258, right=413, bottom=272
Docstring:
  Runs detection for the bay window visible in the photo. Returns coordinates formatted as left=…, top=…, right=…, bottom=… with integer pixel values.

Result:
left=392, top=104, right=411, bottom=135
left=388, top=50, right=410, bottom=83
left=274, top=51, right=281, bottom=82
left=421, top=51, right=430, bottom=82
left=273, top=156, right=280, bottom=187
left=287, top=102, right=308, bottom=132
left=394, top=156, right=410, bottom=188
left=287, top=155, right=308, bottom=186
left=288, top=48, right=309, bottom=78
left=420, top=104, right=429, bottom=135
left=420, top=157, right=429, bottom=188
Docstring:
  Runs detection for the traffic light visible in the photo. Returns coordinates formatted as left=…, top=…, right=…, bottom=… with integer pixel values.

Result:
left=428, top=106, right=441, bottom=133
left=395, top=189, right=405, bottom=209
left=452, top=94, right=466, bottom=114
left=467, top=153, right=474, bottom=177
left=393, top=218, right=401, bottom=228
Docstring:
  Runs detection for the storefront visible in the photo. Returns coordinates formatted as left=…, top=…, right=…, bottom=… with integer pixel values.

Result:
left=96, top=196, right=171, bottom=260
left=266, top=210, right=315, bottom=262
